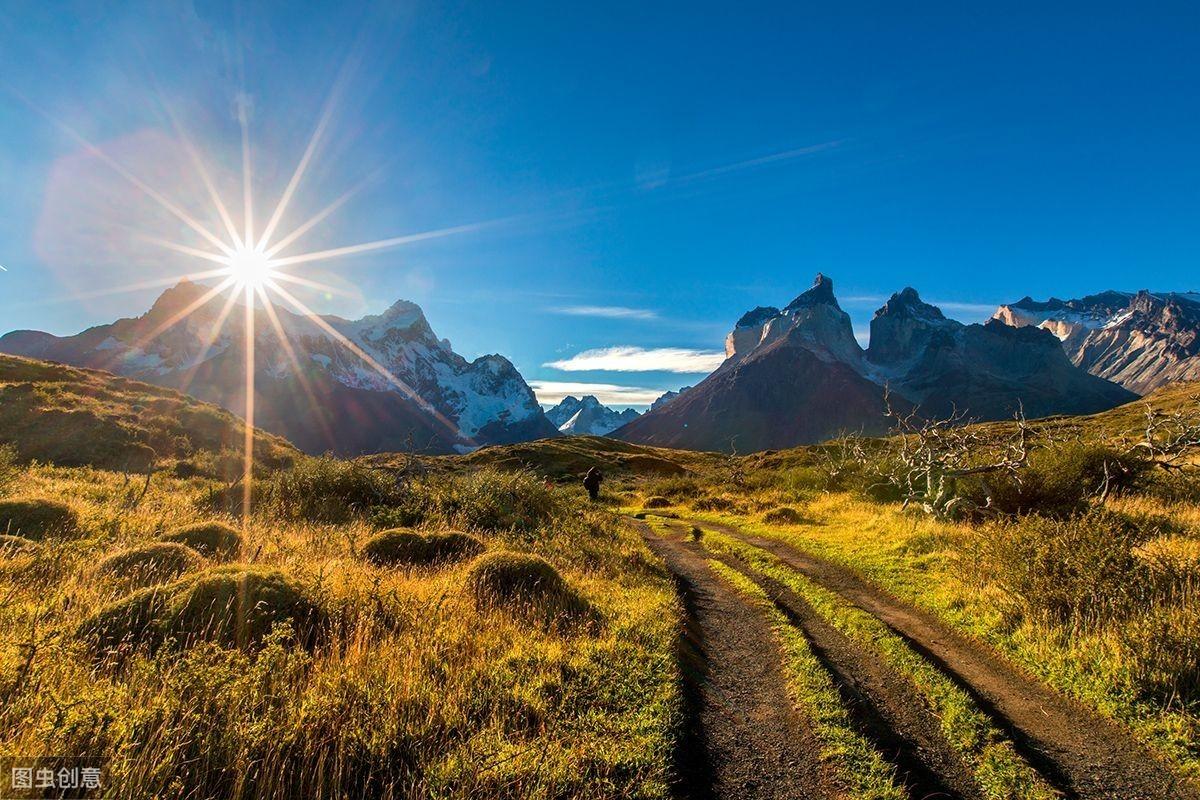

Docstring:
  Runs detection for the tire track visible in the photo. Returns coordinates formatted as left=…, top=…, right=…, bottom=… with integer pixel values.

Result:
left=685, top=516, right=1199, bottom=800
left=636, top=521, right=833, bottom=800
left=662, top=521, right=981, bottom=800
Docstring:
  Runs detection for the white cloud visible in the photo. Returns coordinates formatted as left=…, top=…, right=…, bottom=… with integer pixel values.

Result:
left=549, top=305, right=658, bottom=320
left=544, top=346, right=725, bottom=373
left=529, top=381, right=666, bottom=407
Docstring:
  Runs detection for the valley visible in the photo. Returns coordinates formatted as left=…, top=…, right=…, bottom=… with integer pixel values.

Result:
left=2, top=354, right=1198, bottom=798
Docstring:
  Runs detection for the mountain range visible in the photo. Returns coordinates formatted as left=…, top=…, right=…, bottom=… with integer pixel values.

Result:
left=0, top=281, right=557, bottom=455
left=544, top=395, right=640, bottom=436
left=613, top=275, right=1136, bottom=452
left=992, top=290, right=1200, bottom=393
left=5, top=275, right=1197, bottom=457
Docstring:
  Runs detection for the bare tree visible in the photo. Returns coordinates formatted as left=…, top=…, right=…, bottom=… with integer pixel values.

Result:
left=813, top=431, right=870, bottom=489
left=1127, top=402, right=1200, bottom=471
left=875, top=387, right=1031, bottom=518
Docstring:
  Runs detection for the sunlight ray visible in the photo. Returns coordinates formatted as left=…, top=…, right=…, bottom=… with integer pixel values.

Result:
left=267, top=218, right=507, bottom=268
left=241, top=283, right=256, bottom=521
left=177, top=288, right=241, bottom=395
left=140, top=235, right=234, bottom=266
left=265, top=279, right=469, bottom=442
left=28, top=269, right=232, bottom=307
left=256, top=88, right=338, bottom=250
left=262, top=168, right=384, bottom=258
left=268, top=270, right=356, bottom=298
left=254, top=284, right=338, bottom=447
left=111, top=276, right=238, bottom=370
left=237, top=96, right=255, bottom=247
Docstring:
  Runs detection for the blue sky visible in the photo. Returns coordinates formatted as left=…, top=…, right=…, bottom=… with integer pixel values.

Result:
left=1, top=1, right=1198, bottom=407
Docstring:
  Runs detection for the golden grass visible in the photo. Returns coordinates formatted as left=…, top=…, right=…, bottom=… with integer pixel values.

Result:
left=0, top=463, right=679, bottom=798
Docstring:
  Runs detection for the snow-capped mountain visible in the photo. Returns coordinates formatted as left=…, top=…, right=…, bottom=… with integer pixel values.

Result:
left=649, top=386, right=692, bottom=412
left=993, top=291, right=1200, bottom=393
left=0, top=281, right=558, bottom=455
left=617, top=274, right=1134, bottom=453
left=544, top=395, right=640, bottom=436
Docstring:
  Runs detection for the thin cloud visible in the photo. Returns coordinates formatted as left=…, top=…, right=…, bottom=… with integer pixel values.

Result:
left=545, top=346, right=725, bottom=374
left=549, top=305, right=658, bottom=320
left=929, top=300, right=1001, bottom=315
left=666, top=140, right=844, bottom=187
left=529, top=380, right=665, bottom=407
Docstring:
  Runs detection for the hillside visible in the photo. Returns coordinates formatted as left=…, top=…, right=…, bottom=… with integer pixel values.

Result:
left=0, top=354, right=296, bottom=474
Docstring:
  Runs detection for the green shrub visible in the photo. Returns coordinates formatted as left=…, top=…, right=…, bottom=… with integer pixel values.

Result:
left=161, top=522, right=242, bottom=560
left=642, top=496, right=672, bottom=509
left=464, top=551, right=593, bottom=625
left=361, top=529, right=484, bottom=567
left=969, top=444, right=1147, bottom=518
left=762, top=506, right=806, bottom=525
left=79, top=565, right=323, bottom=653
left=966, top=509, right=1151, bottom=624
left=262, top=457, right=404, bottom=522
left=96, top=542, right=203, bottom=588
left=641, top=475, right=700, bottom=501
left=0, top=497, right=80, bottom=540
left=692, top=495, right=748, bottom=513
left=432, top=469, right=560, bottom=532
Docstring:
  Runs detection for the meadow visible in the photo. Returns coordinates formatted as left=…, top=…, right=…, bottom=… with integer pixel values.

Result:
left=2, top=353, right=1199, bottom=798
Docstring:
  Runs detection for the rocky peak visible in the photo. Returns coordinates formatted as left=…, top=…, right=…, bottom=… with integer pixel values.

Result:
left=784, top=273, right=839, bottom=312
left=727, top=273, right=861, bottom=364
left=866, top=289, right=956, bottom=366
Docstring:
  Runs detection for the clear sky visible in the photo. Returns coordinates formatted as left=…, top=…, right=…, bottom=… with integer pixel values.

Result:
left=1, top=1, right=1198, bottom=408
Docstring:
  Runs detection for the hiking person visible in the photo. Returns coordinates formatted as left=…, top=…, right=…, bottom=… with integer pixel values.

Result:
left=583, top=467, right=603, bottom=501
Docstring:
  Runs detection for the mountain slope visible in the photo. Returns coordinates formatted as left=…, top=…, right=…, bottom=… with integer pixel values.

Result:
left=544, top=395, right=640, bottom=436
left=993, top=290, right=1200, bottom=393
left=0, top=281, right=558, bottom=455
left=0, top=353, right=296, bottom=473
left=617, top=275, right=1134, bottom=453
left=615, top=275, right=901, bottom=452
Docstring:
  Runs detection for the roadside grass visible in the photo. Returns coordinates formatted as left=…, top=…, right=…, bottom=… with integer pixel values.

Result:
left=0, top=460, right=679, bottom=798
left=704, top=558, right=906, bottom=800
left=690, top=499, right=1200, bottom=784
left=702, top=529, right=1058, bottom=800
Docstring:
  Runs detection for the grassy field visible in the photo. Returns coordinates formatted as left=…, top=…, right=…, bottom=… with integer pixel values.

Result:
left=2, top=354, right=1199, bottom=797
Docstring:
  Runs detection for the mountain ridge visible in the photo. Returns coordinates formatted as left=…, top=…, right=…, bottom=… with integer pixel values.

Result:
left=0, top=281, right=558, bottom=455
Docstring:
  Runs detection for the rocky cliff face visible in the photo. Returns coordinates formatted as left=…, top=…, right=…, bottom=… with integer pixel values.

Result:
left=544, top=395, right=640, bottom=436
left=993, top=291, right=1200, bottom=394
left=0, top=281, right=558, bottom=455
left=617, top=275, right=1136, bottom=453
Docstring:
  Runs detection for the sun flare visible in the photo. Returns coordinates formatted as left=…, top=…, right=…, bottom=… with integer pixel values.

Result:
left=225, top=246, right=276, bottom=289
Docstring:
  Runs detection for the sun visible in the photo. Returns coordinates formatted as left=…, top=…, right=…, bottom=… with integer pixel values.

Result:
left=225, top=246, right=276, bottom=289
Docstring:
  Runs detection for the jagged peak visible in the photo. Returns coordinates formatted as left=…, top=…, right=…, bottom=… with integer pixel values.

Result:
left=873, top=287, right=946, bottom=321
left=736, top=306, right=781, bottom=328
left=785, top=273, right=839, bottom=311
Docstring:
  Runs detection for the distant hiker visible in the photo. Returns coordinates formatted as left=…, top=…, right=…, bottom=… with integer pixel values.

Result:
left=583, top=467, right=603, bottom=501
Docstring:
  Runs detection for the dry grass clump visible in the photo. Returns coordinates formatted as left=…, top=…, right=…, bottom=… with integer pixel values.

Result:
left=95, top=542, right=203, bottom=588
left=763, top=506, right=806, bottom=525
left=464, top=551, right=594, bottom=626
left=0, top=497, right=80, bottom=540
left=161, top=521, right=242, bottom=560
left=79, top=565, right=323, bottom=653
left=692, top=494, right=748, bottom=513
left=361, top=529, right=484, bottom=567
left=0, top=533, right=39, bottom=555
left=642, top=496, right=672, bottom=509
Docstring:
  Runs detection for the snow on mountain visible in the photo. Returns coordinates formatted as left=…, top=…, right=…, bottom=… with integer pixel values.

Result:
left=0, top=281, right=558, bottom=454
left=993, top=290, right=1200, bottom=393
left=544, top=395, right=640, bottom=436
